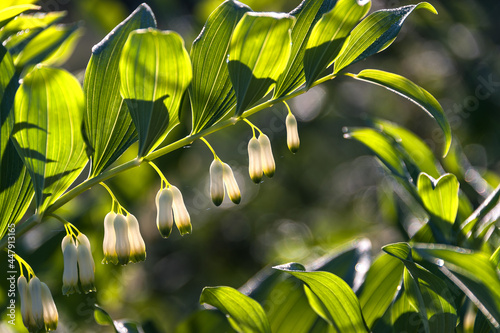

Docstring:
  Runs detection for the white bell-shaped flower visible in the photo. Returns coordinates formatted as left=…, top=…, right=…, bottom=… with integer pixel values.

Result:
left=76, top=234, right=96, bottom=293
left=156, top=188, right=174, bottom=238
left=286, top=113, right=300, bottom=153
left=210, top=159, right=225, bottom=206
left=102, top=212, right=117, bottom=264
left=18, top=276, right=35, bottom=331
left=248, top=137, right=263, bottom=183
left=61, top=235, right=79, bottom=295
left=29, top=277, right=44, bottom=331
left=114, top=214, right=131, bottom=265
left=170, top=185, right=192, bottom=235
left=40, top=282, right=58, bottom=331
left=126, top=214, right=146, bottom=263
left=222, top=163, right=241, bottom=204
left=258, top=134, right=275, bottom=178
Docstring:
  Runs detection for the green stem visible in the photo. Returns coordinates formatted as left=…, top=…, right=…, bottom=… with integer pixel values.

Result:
left=0, top=73, right=337, bottom=250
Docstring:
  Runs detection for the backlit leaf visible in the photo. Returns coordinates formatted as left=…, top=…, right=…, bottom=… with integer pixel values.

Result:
left=417, top=173, right=459, bottom=227
left=0, top=11, right=66, bottom=42
left=83, top=3, right=156, bottom=176
left=11, top=66, right=87, bottom=215
left=334, top=3, right=437, bottom=74
left=304, top=0, right=370, bottom=88
left=189, top=0, right=251, bottom=134
left=0, top=4, right=39, bottom=28
left=120, top=28, right=192, bottom=157
left=228, top=12, right=295, bottom=116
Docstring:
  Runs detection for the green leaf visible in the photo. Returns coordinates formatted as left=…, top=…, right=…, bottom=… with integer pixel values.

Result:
left=461, top=184, right=500, bottom=243
left=11, top=66, right=88, bottom=214
left=200, top=286, right=271, bottom=333
left=346, top=69, right=452, bottom=156
left=189, top=0, right=251, bottom=134
left=273, top=0, right=337, bottom=97
left=417, top=173, right=459, bottom=228
left=14, top=22, right=83, bottom=69
left=0, top=11, right=66, bottom=42
left=119, top=28, right=192, bottom=157
left=358, top=253, right=404, bottom=329
left=94, top=304, right=114, bottom=326
left=0, top=4, right=39, bottom=28
left=414, top=244, right=500, bottom=329
left=0, top=44, right=32, bottom=238
left=41, top=25, right=83, bottom=67
left=0, top=1, right=37, bottom=11
left=383, top=242, right=412, bottom=262
left=334, top=2, right=437, bottom=74
left=94, top=304, right=143, bottom=333
left=228, top=12, right=295, bottom=116
left=274, top=264, right=369, bottom=332
left=175, top=310, right=234, bottom=333
left=304, top=0, right=370, bottom=89
left=344, top=127, right=406, bottom=178
left=83, top=4, right=156, bottom=176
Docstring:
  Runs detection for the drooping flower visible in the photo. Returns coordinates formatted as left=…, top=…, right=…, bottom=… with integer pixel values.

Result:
left=113, top=213, right=131, bottom=265
left=248, top=137, right=263, bottom=183
left=126, top=214, right=146, bottom=263
left=286, top=113, right=300, bottom=153
left=76, top=234, right=96, bottom=293
left=40, top=282, right=58, bottom=331
left=156, top=188, right=174, bottom=238
left=258, top=134, right=275, bottom=178
left=102, top=212, right=117, bottom=264
left=61, top=235, right=79, bottom=295
left=18, top=276, right=34, bottom=330
left=29, top=277, right=44, bottom=331
left=222, top=162, right=241, bottom=204
left=170, top=185, right=192, bottom=235
left=210, top=159, right=225, bottom=206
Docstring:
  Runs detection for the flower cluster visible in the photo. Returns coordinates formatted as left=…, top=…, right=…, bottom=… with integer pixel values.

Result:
left=18, top=276, right=58, bottom=332
left=156, top=185, right=192, bottom=237
left=61, top=233, right=96, bottom=295
left=102, top=212, right=146, bottom=265
left=248, top=133, right=276, bottom=183
left=209, top=159, right=241, bottom=206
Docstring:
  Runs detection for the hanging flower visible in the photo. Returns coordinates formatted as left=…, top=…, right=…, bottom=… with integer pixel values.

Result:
left=258, top=134, right=275, bottom=178
left=127, top=214, right=146, bottom=263
left=286, top=113, right=300, bottom=153
left=76, top=234, right=96, bottom=293
left=210, top=159, right=225, bottom=206
left=171, top=185, right=192, bottom=235
left=222, top=162, right=241, bottom=204
left=29, top=277, right=44, bottom=331
left=40, top=282, right=58, bottom=331
left=102, top=212, right=118, bottom=264
left=18, top=276, right=58, bottom=332
left=113, top=213, right=131, bottom=265
left=248, top=137, right=263, bottom=183
left=18, top=276, right=34, bottom=330
left=61, top=235, right=79, bottom=295
left=156, top=188, right=174, bottom=238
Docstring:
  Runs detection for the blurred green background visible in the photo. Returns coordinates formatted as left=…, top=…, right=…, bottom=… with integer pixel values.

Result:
left=1, top=0, right=500, bottom=331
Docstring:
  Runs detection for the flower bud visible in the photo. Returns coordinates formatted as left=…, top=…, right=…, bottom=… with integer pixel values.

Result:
left=286, top=113, right=300, bottom=153
left=156, top=188, right=174, bottom=238
left=18, top=276, right=35, bottom=330
left=248, top=137, right=262, bottom=183
left=126, top=214, right=146, bottom=263
left=258, top=134, right=275, bottom=178
left=114, top=214, right=130, bottom=265
left=222, top=163, right=241, bottom=204
left=210, top=159, right=225, bottom=206
left=102, top=212, right=117, bottom=264
left=61, top=236, right=79, bottom=295
left=29, top=277, right=44, bottom=330
left=170, top=185, right=192, bottom=235
left=77, top=234, right=96, bottom=293
left=40, top=282, right=58, bottom=331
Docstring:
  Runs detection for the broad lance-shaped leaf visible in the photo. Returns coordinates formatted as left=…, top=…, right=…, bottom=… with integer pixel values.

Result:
left=228, top=12, right=295, bottom=116
left=346, top=69, right=452, bottom=156
left=0, top=44, right=32, bottom=238
left=274, top=263, right=369, bottom=332
left=14, top=22, right=83, bottom=69
left=334, top=2, right=437, bottom=74
left=414, top=244, right=500, bottom=329
left=11, top=66, right=88, bottom=215
left=83, top=4, right=156, bottom=176
left=0, top=11, right=66, bottom=42
left=417, top=173, right=459, bottom=227
left=304, top=0, right=371, bottom=89
left=120, top=28, right=192, bottom=157
left=0, top=4, right=40, bottom=28
left=189, top=0, right=251, bottom=134
left=273, top=0, right=337, bottom=97
left=200, top=286, right=271, bottom=333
